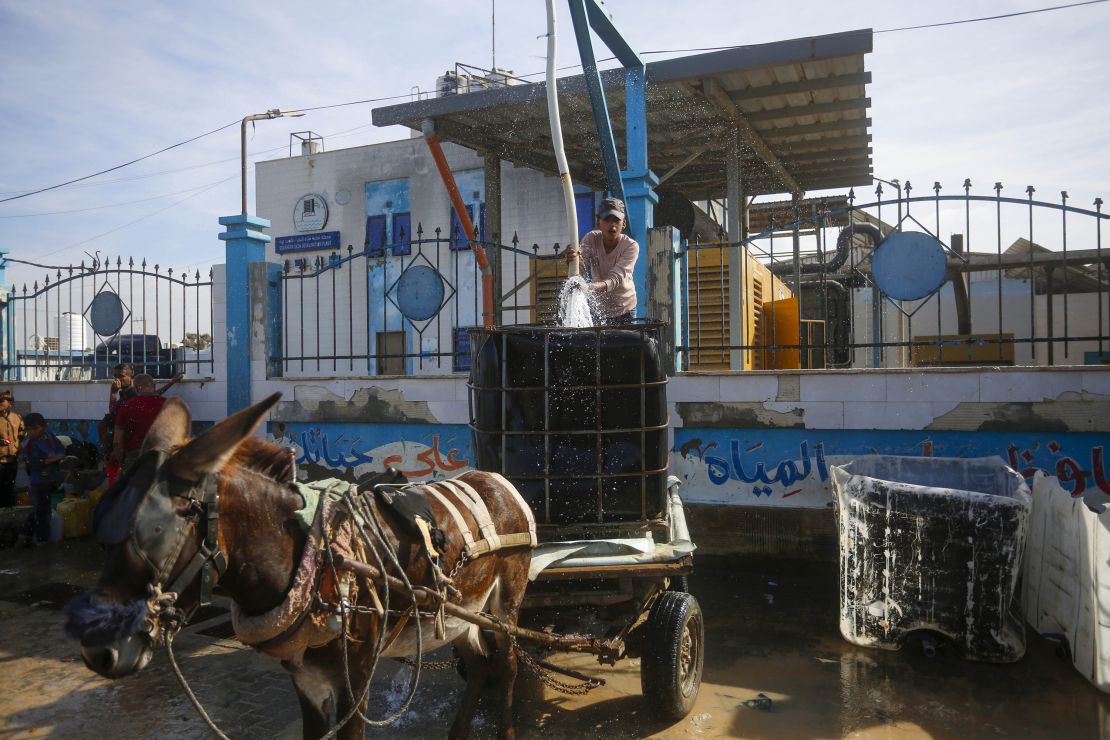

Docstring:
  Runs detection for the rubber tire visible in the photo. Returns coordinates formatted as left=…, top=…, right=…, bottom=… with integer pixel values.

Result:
left=641, top=591, right=704, bottom=721
left=667, top=575, right=690, bottom=593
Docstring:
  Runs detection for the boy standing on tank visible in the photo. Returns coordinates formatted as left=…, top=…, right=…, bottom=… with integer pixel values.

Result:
left=18, top=413, right=66, bottom=546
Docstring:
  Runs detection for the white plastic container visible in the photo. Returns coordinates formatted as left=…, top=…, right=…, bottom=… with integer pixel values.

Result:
left=1022, top=472, right=1110, bottom=692
left=831, top=455, right=1030, bottom=662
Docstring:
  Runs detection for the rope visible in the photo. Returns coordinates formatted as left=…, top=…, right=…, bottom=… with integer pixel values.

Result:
left=165, top=632, right=232, bottom=740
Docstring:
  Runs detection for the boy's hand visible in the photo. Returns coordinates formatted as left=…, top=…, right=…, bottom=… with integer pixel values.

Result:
left=111, top=378, right=122, bottom=392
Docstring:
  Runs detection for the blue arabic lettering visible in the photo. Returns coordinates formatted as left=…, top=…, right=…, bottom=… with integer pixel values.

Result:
left=704, top=440, right=828, bottom=493
left=290, top=428, right=374, bottom=468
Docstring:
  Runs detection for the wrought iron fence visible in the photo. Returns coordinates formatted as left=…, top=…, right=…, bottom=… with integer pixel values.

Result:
left=277, top=224, right=565, bottom=377
left=0, top=256, right=214, bottom=381
left=676, top=180, right=1109, bottom=371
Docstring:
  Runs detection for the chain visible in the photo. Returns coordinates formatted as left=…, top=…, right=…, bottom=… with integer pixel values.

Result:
left=447, top=550, right=469, bottom=580
left=394, top=656, right=459, bottom=670
left=515, top=642, right=603, bottom=696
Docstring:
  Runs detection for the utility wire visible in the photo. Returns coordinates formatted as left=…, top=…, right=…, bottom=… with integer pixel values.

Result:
left=0, top=120, right=240, bottom=205
left=3, top=0, right=1103, bottom=211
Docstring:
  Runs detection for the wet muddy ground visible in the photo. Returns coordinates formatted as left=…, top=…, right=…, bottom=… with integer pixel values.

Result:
left=2, top=538, right=1107, bottom=738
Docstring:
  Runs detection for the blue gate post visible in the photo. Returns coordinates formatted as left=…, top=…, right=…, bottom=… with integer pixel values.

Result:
left=219, top=214, right=270, bottom=414
left=0, top=249, right=15, bottom=380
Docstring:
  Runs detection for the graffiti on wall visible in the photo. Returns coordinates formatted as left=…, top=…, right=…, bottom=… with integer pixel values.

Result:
left=675, top=429, right=1110, bottom=509
left=269, top=421, right=472, bottom=482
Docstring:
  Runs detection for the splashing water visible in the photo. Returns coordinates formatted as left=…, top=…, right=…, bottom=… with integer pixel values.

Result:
left=558, top=276, right=597, bottom=327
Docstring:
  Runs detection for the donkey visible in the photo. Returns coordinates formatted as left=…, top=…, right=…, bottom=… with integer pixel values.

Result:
left=67, top=393, right=533, bottom=739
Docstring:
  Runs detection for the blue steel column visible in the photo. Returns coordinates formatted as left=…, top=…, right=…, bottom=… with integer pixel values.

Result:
left=621, top=64, right=656, bottom=318
left=567, top=0, right=624, bottom=202
left=219, top=214, right=270, bottom=414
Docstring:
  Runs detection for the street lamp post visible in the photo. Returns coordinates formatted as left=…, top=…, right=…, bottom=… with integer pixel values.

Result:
left=241, top=109, right=306, bottom=215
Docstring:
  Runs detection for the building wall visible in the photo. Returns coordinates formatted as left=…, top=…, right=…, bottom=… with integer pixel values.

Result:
left=255, top=138, right=573, bottom=377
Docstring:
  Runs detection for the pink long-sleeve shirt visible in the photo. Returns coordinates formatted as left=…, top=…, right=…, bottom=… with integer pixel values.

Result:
left=579, top=230, right=639, bottom=318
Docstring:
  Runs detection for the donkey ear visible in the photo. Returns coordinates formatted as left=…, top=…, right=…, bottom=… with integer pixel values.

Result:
left=142, top=398, right=192, bottom=454
left=167, top=393, right=282, bottom=482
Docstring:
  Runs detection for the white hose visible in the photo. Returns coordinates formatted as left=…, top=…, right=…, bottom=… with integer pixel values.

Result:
left=545, top=0, right=580, bottom=277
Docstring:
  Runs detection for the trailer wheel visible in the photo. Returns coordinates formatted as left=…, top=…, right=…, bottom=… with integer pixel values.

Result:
left=641, top=591, right=704, bottom=721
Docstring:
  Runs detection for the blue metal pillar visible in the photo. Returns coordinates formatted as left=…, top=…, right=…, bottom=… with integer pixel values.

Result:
left=0, top=249, right=13, bottom=380
left=219, top=214, right=270, bottom=414
left=567, top=0, right=657, bottom=316
left=567, top=0, right=624, bottom=202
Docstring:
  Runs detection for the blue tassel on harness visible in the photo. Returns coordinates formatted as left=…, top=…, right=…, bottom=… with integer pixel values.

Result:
left=64, top=592, right=148, bottom=645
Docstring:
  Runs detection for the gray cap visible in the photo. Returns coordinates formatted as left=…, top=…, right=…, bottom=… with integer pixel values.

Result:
left=598, top=197, right=626, bottom=220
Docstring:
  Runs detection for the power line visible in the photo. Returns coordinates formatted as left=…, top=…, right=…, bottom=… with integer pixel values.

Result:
left=874, top=0, right=1108, bottom=33
left=0, top=178, right=237, bottom=219
left=29, top=176, right=235, bottom=262
left=0, top=120, right=240, bottom=205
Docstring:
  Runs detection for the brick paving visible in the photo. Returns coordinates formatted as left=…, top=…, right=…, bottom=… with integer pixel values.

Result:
left=3, top=538, right=1110, bottom=739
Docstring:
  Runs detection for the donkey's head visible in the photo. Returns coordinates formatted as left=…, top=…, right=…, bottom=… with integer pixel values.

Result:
left=68, top=392, right=280, bottom=679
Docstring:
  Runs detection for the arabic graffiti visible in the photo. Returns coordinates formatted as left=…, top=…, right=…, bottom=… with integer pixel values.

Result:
left=291, top=426, right=375, bottom=468
left=701, top=440, right=829, bottom=497
left=1007, top=441, right=1110, bottom=497
left=270, top=422, right=472, bottom=480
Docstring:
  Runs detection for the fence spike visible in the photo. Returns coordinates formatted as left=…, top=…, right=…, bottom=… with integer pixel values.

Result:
left=1096, top=197, right=1104, bottom=210
left=116, top=256, right=122, bottom=267
left=1026, top=185, right=1035, bottom=198
left=848, top=188, right=855, bottom=203
left=874, top=181, right=883, bottom=199
left=195, top=269, right=200, bottom=280
left=512, top=232, right=519, bottom=247
left=933, top=181, right=941, bottom=195
left=994, top=182, right=1003, bottom=195
left=141, top=258, right=147, bottom=268
left=154, top=264, right=160, bottom=273
left=416, top=222, right=423, bottom=239
left=963, top=178, right=972, bottom=193
left=1061, top=190, right=1069, bottom=203
left=903, top=180, right=912, bottom=195
left=347, top=243, right=354, bottom=255
left=128, top=257, right=134, bottom=267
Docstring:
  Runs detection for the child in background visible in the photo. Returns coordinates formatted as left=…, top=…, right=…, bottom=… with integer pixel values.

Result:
left=19, top=413, right=65, bottom=546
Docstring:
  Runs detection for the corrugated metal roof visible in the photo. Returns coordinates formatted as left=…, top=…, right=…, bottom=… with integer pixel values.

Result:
left=373, top=29, right=873, bottom=201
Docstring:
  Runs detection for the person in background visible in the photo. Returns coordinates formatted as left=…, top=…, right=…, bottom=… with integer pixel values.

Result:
left=19, top=413, right=65, bottom=546
left=103, top=365, right=182, bottom=485
left=563, top=196, right=640, bottom=324
left=112, top=374, right=167, bottom=472
left=0, top=391, right=24, bottom=510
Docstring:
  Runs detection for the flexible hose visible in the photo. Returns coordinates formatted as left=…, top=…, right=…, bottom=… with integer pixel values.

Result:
left=545, top=0, right=580, bottom=277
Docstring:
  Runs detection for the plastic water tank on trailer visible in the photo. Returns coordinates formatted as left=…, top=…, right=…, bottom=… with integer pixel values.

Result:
left=831, top=455, right=1030, bottom=662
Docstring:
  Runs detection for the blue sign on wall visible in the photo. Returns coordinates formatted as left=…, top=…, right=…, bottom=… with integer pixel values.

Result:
left=276, top=230, right=341, bottom=254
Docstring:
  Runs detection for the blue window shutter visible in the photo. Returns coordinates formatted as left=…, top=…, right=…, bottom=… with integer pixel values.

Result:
left=365, top=215, right=387, bottom=257
left=392, top=212, right=411, bottom=256
left=575, top=192, right=594, bottom=238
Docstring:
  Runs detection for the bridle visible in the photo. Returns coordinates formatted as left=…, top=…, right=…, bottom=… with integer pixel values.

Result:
left=96, top=450, right=227, bottom=637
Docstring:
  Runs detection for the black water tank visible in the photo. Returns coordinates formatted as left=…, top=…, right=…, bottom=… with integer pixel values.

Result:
left=469, top=323, right=669, bottom=527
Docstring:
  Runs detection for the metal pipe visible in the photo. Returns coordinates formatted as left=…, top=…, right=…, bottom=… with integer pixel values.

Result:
left=545, top=0, right=580, bottom=277
left=241, top=109, right=305, bottom=215
left=422, top=119, right=495, bottom=328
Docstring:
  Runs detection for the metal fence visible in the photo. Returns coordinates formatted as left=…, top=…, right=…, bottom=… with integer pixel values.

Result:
left=0, top=256, right=214, bottom=381
left=677, top=180, right=1109, bottom=371
left=277, top=225, right=565, bottom=377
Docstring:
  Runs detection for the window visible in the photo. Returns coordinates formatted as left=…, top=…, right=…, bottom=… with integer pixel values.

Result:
left=365, top=215, right=387, bottom=257
left=449, top=204, right=486, bottom=250
left=453, top=327, right=475, bottom=373
left=365, top=179, right=411, bottom=257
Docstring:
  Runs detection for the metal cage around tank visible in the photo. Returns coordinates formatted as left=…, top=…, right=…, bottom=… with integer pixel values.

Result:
left=467, top=320, right=669, bottom=533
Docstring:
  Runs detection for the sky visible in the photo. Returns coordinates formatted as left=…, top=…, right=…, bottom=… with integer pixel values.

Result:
left=1, top=0, right=1109, bottom=291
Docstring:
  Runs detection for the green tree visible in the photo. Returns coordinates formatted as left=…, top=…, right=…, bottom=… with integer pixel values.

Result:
left=182, top=332, right=213, bottom=351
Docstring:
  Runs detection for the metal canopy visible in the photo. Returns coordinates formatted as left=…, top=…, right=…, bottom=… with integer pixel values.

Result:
left=373, top=29, right=874, bottom=201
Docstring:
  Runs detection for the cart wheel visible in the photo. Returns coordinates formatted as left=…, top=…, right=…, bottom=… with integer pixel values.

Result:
left=667, top=575, right=690, bottom=593
left=641, top=591, right=704, bottom=721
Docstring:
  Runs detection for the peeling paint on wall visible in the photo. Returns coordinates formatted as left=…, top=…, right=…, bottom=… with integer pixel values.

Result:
left=676, top=402, right=805, bottom=429
left=271, top=384, right=437, bottom=424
